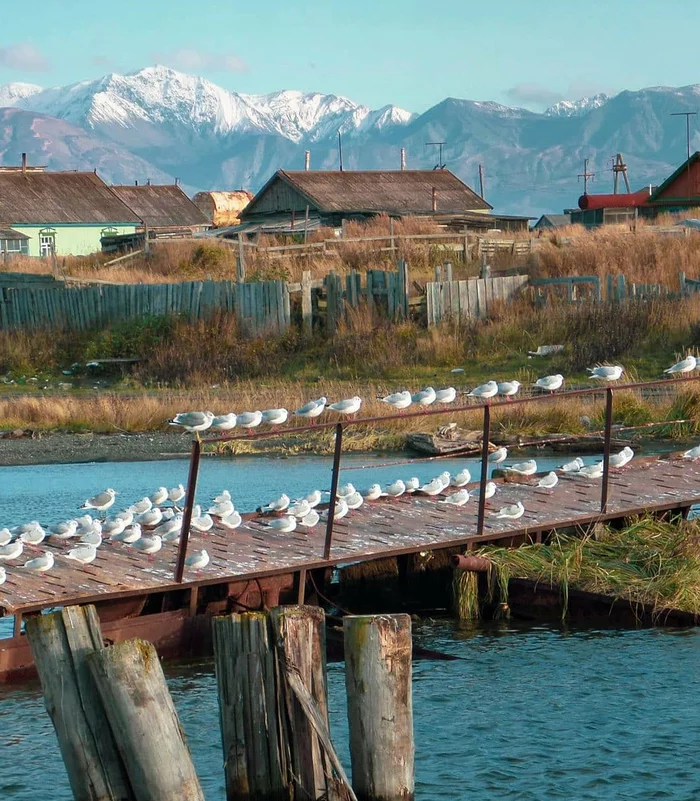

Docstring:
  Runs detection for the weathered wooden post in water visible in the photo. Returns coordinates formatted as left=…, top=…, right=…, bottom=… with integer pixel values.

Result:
left=25, top=606, right=134, bottom=801
left=343, top=614, right=414, bottom=801
left=87, top=639, right=205, bottom=801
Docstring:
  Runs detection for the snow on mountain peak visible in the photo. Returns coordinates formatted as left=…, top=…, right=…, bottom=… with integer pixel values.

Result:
left=0, top=82, right=43, bottom=107
left=545, top=93, right=610, bottom=117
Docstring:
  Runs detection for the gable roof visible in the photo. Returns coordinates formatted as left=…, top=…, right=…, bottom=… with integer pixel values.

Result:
left=648, top=152, right=700, bottom=204
left=0, top=227, right=29, bottom=240
left=244, top=169, right=492, bottom=217
left=533, top=214, right=571, bottom=228
left=0, top=171, right=141, bottom=225
left=111, top=184, right=210, bottom=229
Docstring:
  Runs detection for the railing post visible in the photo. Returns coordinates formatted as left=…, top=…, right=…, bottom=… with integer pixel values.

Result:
left=476, top=404, right=491, bottom=538
left=323, top=424, right=344, bottom=560
left=600, top=388, right=614, bottom=514
left=175, top=439, right=201, bottom=583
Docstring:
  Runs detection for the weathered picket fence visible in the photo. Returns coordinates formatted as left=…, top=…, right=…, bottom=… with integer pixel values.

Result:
left=425, top=274, right=529, bottom=325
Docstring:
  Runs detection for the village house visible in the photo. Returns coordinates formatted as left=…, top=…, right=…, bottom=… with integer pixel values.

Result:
left=110, top=183, right=211, bottom=237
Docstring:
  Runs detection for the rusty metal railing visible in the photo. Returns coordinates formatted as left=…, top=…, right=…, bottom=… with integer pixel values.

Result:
left=173, top=374, right=700, bottom=580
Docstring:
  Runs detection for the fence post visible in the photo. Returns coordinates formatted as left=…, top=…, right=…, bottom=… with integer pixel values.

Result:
left=301, top=270, right=313, bottom=336
left=444, top=260, right=453, bottom=282
left=601, top=388, right=614, bottom=513
left=398, top=259, right=409, bottom=319
left=476, top=403, right=491, bottom=538
left=344, top=614, right=414, bottom=801
left=175, top=439, right=201, bottom=583
left=25, top=606, right=133, bottom=801
left=237, top=235, right=246, bottom=282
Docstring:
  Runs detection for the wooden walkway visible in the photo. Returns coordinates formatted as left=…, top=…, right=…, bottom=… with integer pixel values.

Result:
left=1, top=456, right=699, bottom=617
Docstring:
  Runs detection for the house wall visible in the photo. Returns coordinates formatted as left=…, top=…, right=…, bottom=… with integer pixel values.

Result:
left=247, top=178, right=313, bottom=215
left=9, top=223, right=138, bottom=257
left=654, top=160, right=700, bottom=201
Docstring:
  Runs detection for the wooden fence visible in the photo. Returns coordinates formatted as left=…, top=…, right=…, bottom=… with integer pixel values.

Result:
left=425, top=274, right=529, bottom=325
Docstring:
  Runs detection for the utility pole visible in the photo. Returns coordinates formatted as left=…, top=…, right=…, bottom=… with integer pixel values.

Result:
left=478, top=164, right=485, bottom=199
left=671, top=111, right=697, bottom=192
left=425, top=142, right=446, bottom=170
left=611, top=153, right=631, bottom=193
left=337, top=130, right=344, bottom=172
left=578, top=158, right=595, bottom=195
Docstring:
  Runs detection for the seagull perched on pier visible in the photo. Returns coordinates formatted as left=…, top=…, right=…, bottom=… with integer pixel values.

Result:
left=168, top=485, right=186, bottom=504
left=20, top=525, right=46, bottom=546
left=262, top=408, right=289, bottom=426
left=473, top=481, right=497, bottom=500
left=208, top=500, right=235, bottom=518
left=149, top=487, right=169, bottom=506
left=320, top=498, right=349, bottom=522
left=404, top=477, right=420, bottom=493
left=383, top=479, right=406, bottom=498
left=129, top=497, right=152, bottom=515
left=266, top=515, right=298, bottom=533
left=0, top=528, right=11, bottom=547
left=137, top=508, right=163, bottom=527
left=0, top=541, right=23, bottom=560
left=294, top=396, right=327, bottom=420
left=345, top=491, right=364, bottom=510
left=213, top=489, right=232, bottom=504
left=154, top=515, right=183, bottom=540
left=489, top=447, right=508, bottom=465
left=298, top=510, right=320, bottom=529
left=190, top=506, right=214, bottom=533
left=537, top=472, right=559, bottom=490
left=495, top=501, right=525, bottom=520
left=298, top=489, right=323, bottom=508
left=379, top=391, right=413, bottom=411
left=131, top=534, right=162, bottom=559
left=468, top=381, right=498, bottom=400
left=588, top=365, right=624, bottom=381
left=79, top=528, right=103, bottom=547
left=328, top=396, right=362, bottom=416
left=81, top=488, right=117, bottom=512
left=505, top=460, right=538, bottom=476
left=48, top=520, right=79, bottom=540
left=337, top=483, right=356, bottom=499
left=419, top=477, right=446, bottom=496
left=66, top=544, right=98, bottom=564
left=261, top=493, right=290, bottom=513
left=210, top=413, right=237, bottom=431
left=441, top=489, right=470, bottom=506
left=170, top=411, right=214, bottom=435
left=683, top=444, right=700, bottom=459
left=578, top=461, right=604, bottom=479
left=451, top=468, right=472, bottom=487
left=111, top=524, right=142, bottom=543
left=288, top=499, right=312, bottom=519
left=534, top=374, right=564, bottom=393
left=664, top=355, right=697, bottom=375
left=610, top=446, right=634, bottom=469
left=412, top=387, right=437, bottom=407
left=219, top=511, right=242, bottom=530
left=361, top=484, right=382, bottom=501
left=435, top=386, right=457, bottom=404
left=560, top=457, right=584, bottom=473
left=185, top=549, right=210, bottom=571
left=102, top=517, right=127, bottom=537
left=24, top=551, right=54, bottom=572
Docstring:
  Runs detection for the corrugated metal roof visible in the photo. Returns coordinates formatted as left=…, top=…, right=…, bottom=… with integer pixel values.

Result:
left=111, top=184, right=210, bottom=229
left=244, top=169, right=492, bottom=217
left=0, top=172, right=141, bottom=224
left=202, top=216, right=324, bottom=238
left=0, top=227, right=29, bottom=240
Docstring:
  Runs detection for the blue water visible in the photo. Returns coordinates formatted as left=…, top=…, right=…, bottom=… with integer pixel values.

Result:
left=2, top=621, right=700, bottom=800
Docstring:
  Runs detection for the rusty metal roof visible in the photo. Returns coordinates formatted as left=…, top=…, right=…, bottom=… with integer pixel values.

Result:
left=0, top=227, right=29, bottom=240
left=111, top=184, right=211, bottom=229
left=0, top=172, right=141, bottom=224
left=245, top=169, right=493, bottom=217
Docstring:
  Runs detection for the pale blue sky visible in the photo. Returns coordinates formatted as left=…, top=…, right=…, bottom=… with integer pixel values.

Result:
left=1, top=0, right=699, bottom=111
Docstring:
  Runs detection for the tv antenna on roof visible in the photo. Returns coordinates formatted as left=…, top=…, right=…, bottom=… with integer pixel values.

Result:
left=425, top=142, right=446, bottom=170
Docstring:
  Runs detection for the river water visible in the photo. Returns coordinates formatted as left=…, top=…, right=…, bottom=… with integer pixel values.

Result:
left=2, top=453, right=700, bottom=799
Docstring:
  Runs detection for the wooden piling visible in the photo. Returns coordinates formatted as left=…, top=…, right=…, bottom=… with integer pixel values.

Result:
left=26, top=605, right=134, bottom=801
left=343, top=614, right=414, bottom=801
left=212, top=612, right=287, bottom=801
left=87, top=638, right=205, bottom=801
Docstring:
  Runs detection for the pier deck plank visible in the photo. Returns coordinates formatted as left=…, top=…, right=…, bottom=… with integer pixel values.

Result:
left=1, top=456, right=699, bottom=616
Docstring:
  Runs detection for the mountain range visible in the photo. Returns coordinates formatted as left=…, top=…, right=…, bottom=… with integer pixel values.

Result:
left=1, top=66, right=700, bottom=216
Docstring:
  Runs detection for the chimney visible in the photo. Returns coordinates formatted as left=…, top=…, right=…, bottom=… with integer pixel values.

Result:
left=431, top=187, right=437, bottom=213
left=21, top=152, right=27, bottom=174
left=400, top=147, right=406, bottom=171
left=304, top=150, right=311, bottom=171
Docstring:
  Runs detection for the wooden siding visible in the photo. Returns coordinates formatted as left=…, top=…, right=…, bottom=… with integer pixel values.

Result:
left=425, top=275, right=529, bottom=324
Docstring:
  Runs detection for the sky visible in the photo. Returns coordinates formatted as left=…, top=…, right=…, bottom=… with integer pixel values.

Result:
left=1, top=0, right=700, bottom=111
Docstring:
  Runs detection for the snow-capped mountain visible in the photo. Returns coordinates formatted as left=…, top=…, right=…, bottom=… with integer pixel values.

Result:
left=1, top=66, right=700, bottom=215
left=545, top=93, right=611, bottom=117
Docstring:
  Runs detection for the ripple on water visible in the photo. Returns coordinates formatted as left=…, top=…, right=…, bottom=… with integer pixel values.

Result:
left=2, top=622, right=700, bottom=800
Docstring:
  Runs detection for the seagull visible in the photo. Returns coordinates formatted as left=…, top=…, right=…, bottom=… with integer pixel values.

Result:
left=419, top=477, right=445, bottom=496
left=441, top=489, right=470, bottom=506
left=0, top=566, right=5, bottom=585
left=451, top=468, right=472, bottom=487
left=113, top=509, right=134, bottom=525
left=474, top=481, right=497, bottom=499
left=488, top=447, right=508, bottom=465
left=210, top=413, right=237, bottom=431
left=137, top=508, right=163, bottom=527
left=438, top=471, right=451, bottom=488
left=149, top=487, right=168, bottom=506
left=528, top=345, right=564, bottom=356
left=345, top=491, right=364, bottom=510
left=328, top=396, right=362, bottom=415
left=261, top=493, right=290, bottom=513
left=360, top=484, right=382, bottom=501
left=664, top=355, right=697, bottom=375
left=11, top=521, right=42, bottom=538
left=383, top=479, right=406, bottom=498
left=298, top=489, right=323, bottom=508
left=168, top=484, right=186, bottom=504
left=337, top=483, right=356, bottom=499
left=208, top=500, right=235, bottom=518
left=266, top=515, right=297, bottom=533
left=111, top=524, right=142, bottom=543
left=75, top=514, right=94, bottom=529
left=185, top=549, right=210, bottom=570
left=154, top=515, right=183, bottom=539
left=262, top=408, right=289, bottom=426
left=24, top=551, right=54, bottom=572
left=412, top=387, right=437, bottom=407
left=435, top=386, right=457, bottom=404
left=505, top=459, right=538, bottom=476
left=191, top=506, right=214, bottom=532
left=48, top=520, right=79, bottom=540
left=213, top=489, right=232, bottom=504
left=162, top=508, right=175, bottom=521
left=535, top=374, right=564, bottom=393
left=0, top=528, right=11, bottom=547
left=497, top=380, right=521, bottom=400
left=379, top=391, right=413, bottom=411
left=20, top=525, right=46, bottom=546
left=683, top=445, right=700, bottom=459
left=219, top=511, right=243, bottom=530
left=81, top=488, right=117, bottom=512
left=79, top=529, right=103, bottom=547
left=288, top=500, right=312, bottom=519
left=170, top=411, right=214, bottom=434
left=0, top=541, right=23, bottom=561
left=66, top=543, right=98, bottom=564
left=103, top=517, right=127, bottom=537
left=238, top=411, right=263, bottom=430
left=129, top=497, right=152, bottom=515
left=131, top=534, right=162, bottom=558
left=468, top=380, right=498, bottom=400
left=294, top=396, right=327, bottom=419
left=320, top=497, right=349, bottom=522
left=588, top=365, right=624, bottom=381
left=298, top=510, right=320, bottom=529
left=610, top=446, right=634, bottom=468
left=578, top=461, right=604, bottom=479
left=495, top=501, right=525, bottom=520
left=537, top=471, right=559, bottom=490
left=560, top=457, right=584, bottom=473
left=404, top=477, right=420, bottom=493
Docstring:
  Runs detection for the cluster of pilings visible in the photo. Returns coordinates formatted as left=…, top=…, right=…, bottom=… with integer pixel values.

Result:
left=26, top=605, right=414, bottom=801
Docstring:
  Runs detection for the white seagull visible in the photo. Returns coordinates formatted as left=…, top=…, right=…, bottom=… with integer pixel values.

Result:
left=190, top=506, right=214, bottom=533
left=294, top=396, right=328, bottom=420
left=435, top=386, right=458, bottom=404
left=66, top=544, right=98, bottom=564
left=360, top=484, right=382, bottom=501
left=505, top=460, right=538, bottom=476
left=0, top=541, right=23, bottom=561
left=578, top=462, right=604, bottom=479
left=168, top=484, right=186, bottom=504
left=137, top=508, right=163, bottom=528
left=320, top=498, right=349, bottom=522
left=262, top=493, right=291, bottom=513
left=154, top=516, right=183, bottom=539
left=288, top=500, right=312, bottom=519
left=262, top=408, right=289, bottom=426
left=412, top=387, right=437, bottom=407
left=495, top=501, right=525, bottom=520
left=266, top=515, right=297, bottom=533
left=683, top=445, right=700, bottom=459
left=298, top=510, right=320, bottom=529
left=468, top=381, right=499, bottom=400
left=81, top=488, right=117, bottom=512
left=497, top=380, right=521, bottom=399
left=48, top=520, right=79, bottom=540
left=79, top=529, right=103, bottom=547
left=210, top=413, right=237, bottom=431
left=185, top=549, right=210, bottom=570
left=535, top=374, right=564, bottom=393
left=451, top=468, right=472, bottom=487
left=537, top=472, right=559, bottom=490
left=474, top=481, right=497, bottom=500
left=419, top=477, right=445, bottom=496
left=588, top=365, right=624, bottom=381
left=345, top=491, right=364, bottom=510
left=383, top=479, right=406, bottom=498
left=213, top=489, right=232, bottom=504
left=441, top=489, right=470, bottom=506
left=24, top=551, right=54, bottom=572
left=337, top=483, right=356, bottom=499
left=380, top=391, right=413, bottom=411
left=20, top=525, right=46, bottom=546
left=404, top=477, right=420, bottom=493
left=489, top=447, right=508, bottom=465
left=149, top=487, right=169, bottom=506
left=131, top=534, right=163, bottom=557
left=208, top=500, right=235, bottom=518
left=328, top=396, right=362, bottom=416
left=170, top=411, right=214, bottom=434
left=0, top=528, right=11, bottom=547
left=610, top=446, right=634, bottom=468
left=664, top=356, right=697, bottom=375
left=103, top=517, right=127, bottom=537
left=238, top=411, right=263, bottom=430
left=298, top=489, right=323, bottom=508
left=560, top=457, right=584, bottom=473
left=111, top=524, right=142, bottom=544
left=129, top=497, right=152, bottom=515
left=219, top=511, right=243, bottom=530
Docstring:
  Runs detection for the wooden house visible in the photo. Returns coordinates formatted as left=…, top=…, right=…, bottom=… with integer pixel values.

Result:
left=646, top=152, right=700, bottom=213
left=0, top=227, right=30, bottom=257
left=111, top=184, right=211, bottom=238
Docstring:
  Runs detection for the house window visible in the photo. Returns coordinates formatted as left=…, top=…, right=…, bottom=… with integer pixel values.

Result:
left=39, top=229, right=56, bottom=258
left=5, top=239, right=21, bottom=252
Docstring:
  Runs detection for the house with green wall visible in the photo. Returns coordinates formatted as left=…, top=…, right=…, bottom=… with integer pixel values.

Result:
left=0, top=170, right=140, bottom=257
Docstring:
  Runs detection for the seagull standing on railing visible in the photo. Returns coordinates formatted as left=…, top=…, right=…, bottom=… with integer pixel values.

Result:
left=262, top=408, right=289, bottom=426
left=497, top=380, right=521, bottom=400
left=379, top=391, right=413, bottom=412
left=170, top=411, right=215, bottom=439
left=237, top=411, right=263, bottom=432
left=328, top=396, right=363, bottom=416
left=534, top=374, right=564, bottom=393
left=435, top=386, right=457, bottom=404
left=664, top=355, right=697, bottom=375
left=467, top=381, right=499, bottom=401
left=294, top=396, right=328, bottom=422
left=587, top=365, right=624, bottom=381
left=210, top=413, right=237, bottom=431
left=412, top=387, right=437, bottom=408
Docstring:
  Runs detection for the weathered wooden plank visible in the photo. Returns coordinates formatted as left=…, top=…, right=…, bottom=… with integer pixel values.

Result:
left=476, top=278, right=486, bottom=317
